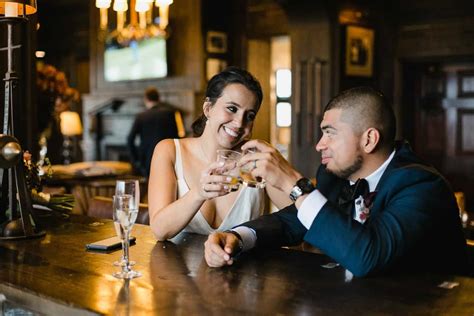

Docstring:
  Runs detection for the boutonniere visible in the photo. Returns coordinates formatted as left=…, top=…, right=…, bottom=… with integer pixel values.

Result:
left=359, top=191, right=377, bottom=222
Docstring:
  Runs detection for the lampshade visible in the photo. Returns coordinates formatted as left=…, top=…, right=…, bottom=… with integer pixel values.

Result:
left=60, top=111, right=83, bottom=136
left=0, top=0, right=37, bottom=16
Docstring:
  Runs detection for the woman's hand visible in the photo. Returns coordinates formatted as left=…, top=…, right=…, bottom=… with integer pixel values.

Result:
left=198, top=161, right=238, bottom=199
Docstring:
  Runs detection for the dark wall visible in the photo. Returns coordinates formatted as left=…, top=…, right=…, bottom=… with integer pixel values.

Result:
left=36, top=1, right=90, bottom=90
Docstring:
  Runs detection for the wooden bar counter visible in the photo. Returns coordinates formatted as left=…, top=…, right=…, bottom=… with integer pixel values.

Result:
left=0, top=214, right=473, bottom=315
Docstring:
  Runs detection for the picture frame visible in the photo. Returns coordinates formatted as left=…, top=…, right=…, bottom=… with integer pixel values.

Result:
left=345, top=26, right=374, bottom=77
left=206, top=31, right=228, bottom=54
left=206, top=58, right=228, bottom=80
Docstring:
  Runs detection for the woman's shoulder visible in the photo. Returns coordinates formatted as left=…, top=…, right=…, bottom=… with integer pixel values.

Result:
left=152, top=139, right=178, bottom=162
left=155, top=137, right=198, bottom=157
left=155, top=138, right=175, bottom=151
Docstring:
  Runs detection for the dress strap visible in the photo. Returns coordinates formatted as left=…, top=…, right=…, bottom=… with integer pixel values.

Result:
left=173, top=139, right=184, bottom=179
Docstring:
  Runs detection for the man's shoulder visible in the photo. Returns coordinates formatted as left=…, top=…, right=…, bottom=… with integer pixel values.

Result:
left=388, top=142, right=443, bottom=181
left=157, top=103, right=179, bottom=112
left=142, top=106, right=176, bottom=119
left=379, top=155, right=450, bottom=198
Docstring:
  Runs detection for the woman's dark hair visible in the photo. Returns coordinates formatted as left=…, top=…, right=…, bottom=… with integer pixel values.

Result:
left=191, top=67, right=263, bottom=136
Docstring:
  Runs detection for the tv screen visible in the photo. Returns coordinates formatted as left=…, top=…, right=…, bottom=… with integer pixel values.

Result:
left=104, top=37, right=167, bottom=82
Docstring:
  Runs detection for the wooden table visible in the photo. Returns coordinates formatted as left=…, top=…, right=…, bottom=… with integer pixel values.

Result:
left=0, top=215, right=473, bottom=315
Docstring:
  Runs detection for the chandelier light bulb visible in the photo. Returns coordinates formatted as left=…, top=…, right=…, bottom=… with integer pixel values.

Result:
left=95, top=0, right=111, bottom=9
left=113, top=0, right=128, bottom=12
left=135, top=1, right=149, bottom=12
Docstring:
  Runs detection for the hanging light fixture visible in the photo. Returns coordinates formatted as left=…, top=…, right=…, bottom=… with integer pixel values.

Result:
left=95, top=0, right=173, bottom=46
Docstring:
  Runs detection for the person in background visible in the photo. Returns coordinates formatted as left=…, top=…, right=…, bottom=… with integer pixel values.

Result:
left=127, top=87, right=185, bottom=177
left=204, top=86, right=468, bottom=277
left=147, top=67, right=291, bottom=241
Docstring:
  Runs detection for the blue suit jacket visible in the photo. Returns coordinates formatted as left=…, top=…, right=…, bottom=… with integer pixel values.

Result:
left=242, top=141, right=468, bottom=276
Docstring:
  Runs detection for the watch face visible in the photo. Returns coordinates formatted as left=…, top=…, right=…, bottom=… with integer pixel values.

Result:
left=297, top=178, right=315, bottom=194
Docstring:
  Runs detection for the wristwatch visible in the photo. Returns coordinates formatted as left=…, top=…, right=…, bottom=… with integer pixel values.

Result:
left=289, top=177, right=315, bottom=202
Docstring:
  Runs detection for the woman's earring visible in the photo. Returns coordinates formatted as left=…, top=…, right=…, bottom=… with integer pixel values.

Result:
left=205, top=116, right=210, bottom=125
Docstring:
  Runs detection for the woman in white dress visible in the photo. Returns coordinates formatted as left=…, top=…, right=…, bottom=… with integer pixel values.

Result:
left=148, top=67, right=291, bottom=240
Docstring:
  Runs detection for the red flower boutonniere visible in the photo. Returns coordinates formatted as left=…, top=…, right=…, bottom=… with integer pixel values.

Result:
left=359, top=191, right=377, bottom=222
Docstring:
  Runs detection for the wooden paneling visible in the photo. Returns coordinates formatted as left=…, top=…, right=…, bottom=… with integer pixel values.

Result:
left=248, top=39, right=271, bottom=142
left=247, top=2, right=289, bottom=38
left=457, top=109, right=474, bottom=154
left=285, top=2, right=332, bottom=176
left=398, top=17, right=474, bottom=59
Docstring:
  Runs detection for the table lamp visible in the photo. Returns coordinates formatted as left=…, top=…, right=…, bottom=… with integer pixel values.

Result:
left=59, top=111, right=83, bottom=164
left=0, top=0, right=45, bottom=239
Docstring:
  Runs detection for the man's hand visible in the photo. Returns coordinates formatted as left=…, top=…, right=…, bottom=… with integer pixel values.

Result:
left=204, top=232, right=241, bottom=267
left=240, top=140, right=302, bottom=194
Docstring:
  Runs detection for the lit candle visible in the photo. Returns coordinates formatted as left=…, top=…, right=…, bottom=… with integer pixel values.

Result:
left=5, top=2, right=19, bottom=17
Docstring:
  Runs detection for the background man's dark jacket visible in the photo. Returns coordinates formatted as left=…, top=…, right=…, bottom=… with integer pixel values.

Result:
left=127, top=104, right=179, bottom=176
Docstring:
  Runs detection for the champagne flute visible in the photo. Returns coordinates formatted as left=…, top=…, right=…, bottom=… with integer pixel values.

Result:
left=113, top=179, right=139, bottom=266
left=112, top=194, right=141, bottom=279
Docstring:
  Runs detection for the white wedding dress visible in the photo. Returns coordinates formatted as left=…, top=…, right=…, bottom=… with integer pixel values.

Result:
left=173, top=139, right=264, bottom=235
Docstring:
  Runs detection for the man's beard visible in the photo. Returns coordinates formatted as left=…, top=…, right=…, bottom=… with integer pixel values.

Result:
left=327, top=154, right=363, bottom=179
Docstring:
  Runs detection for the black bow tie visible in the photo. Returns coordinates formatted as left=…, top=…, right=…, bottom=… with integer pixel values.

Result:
left=338, top=178, right=374, bottom=207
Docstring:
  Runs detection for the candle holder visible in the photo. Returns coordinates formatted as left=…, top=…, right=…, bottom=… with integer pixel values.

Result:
left=0, top=1, right=45, bottom=239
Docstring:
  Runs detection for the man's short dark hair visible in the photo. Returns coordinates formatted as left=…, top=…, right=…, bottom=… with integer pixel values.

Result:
left=324, top=86, right=396, bottom=152
left=145, top=87, right=160, bottom=102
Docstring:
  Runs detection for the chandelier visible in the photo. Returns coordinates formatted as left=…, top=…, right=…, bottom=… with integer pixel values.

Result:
left=95, top=0, right=173, bottom=46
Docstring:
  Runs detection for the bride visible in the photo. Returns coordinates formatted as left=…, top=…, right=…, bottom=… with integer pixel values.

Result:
left=148, top=67, right=291, bottom=240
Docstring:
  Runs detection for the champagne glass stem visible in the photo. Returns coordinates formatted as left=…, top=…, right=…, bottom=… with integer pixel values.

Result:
left=122, top=229, right=131, bottom=273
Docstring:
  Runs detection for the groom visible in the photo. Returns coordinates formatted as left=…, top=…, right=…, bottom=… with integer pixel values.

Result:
left=204, top=86, right=468, bottom=277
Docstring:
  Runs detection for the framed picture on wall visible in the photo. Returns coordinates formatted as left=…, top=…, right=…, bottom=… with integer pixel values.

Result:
left=206, top=31, right=228, bottom=54
left=345, top=26, right=374, bottom=77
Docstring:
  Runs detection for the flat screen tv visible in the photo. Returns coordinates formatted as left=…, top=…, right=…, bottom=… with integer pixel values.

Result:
left=104, top=37, right=167, bottom=82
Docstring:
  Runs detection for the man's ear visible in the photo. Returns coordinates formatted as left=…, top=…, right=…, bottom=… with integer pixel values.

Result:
left=361, top=128, right=380, bottom=153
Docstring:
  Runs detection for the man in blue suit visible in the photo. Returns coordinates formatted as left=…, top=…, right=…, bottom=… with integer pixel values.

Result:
left=204, top=86, right=468, bottom=276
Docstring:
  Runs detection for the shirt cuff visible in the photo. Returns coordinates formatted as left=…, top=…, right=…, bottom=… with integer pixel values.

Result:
left=297, top=189, right=327, bottom=229
left=232, top=226, right=257, bottom=252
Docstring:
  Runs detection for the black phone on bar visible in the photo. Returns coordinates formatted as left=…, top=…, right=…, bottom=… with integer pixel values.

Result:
left=86, top=236, right=136, bottom=251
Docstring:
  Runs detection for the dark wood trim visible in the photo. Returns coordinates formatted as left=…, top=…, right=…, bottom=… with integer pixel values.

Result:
left=457, top=70, right=474, bottom=98
left=456, top=108, right=474, bottom=155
